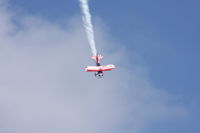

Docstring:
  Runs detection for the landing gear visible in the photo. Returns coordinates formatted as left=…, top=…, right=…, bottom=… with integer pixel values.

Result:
left=95, top=71, right=103, bottom=78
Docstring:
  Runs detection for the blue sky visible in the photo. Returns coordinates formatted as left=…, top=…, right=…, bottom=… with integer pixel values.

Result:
left=3, top=0, right=200, bottom=132
left=9, top=0, right=200, bottom=96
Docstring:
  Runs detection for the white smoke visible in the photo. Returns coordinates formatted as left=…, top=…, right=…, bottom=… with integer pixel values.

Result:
left=79, top=0, right=97, bottom=56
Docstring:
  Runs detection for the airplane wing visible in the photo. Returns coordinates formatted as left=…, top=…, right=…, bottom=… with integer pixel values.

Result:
left=85, top=64, right=115, bottom=72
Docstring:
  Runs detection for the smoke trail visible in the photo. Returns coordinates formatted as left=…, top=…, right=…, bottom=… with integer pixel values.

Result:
left=79, top=0, right=97, bottom=56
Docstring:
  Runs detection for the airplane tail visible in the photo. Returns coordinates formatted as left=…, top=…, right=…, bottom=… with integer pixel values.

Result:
left=91, top=54, right=103, bottom=61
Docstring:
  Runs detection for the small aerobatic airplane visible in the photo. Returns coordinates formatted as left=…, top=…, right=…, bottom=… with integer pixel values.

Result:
left=85, top=54, right=115, bottom=78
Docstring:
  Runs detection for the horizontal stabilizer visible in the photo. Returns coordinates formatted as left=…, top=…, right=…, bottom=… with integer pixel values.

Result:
left=91, top=54, right=103, bottom=61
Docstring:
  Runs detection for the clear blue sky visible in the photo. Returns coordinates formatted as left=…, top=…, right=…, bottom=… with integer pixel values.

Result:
left=8, top=0, right=200, bottom=132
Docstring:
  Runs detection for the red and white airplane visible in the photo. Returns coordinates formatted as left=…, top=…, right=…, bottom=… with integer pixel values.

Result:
left=85, top=54, right=115, bottom=78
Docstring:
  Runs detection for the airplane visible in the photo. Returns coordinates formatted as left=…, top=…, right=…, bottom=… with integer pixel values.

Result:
left=85, top=54, right=115, bottom=78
